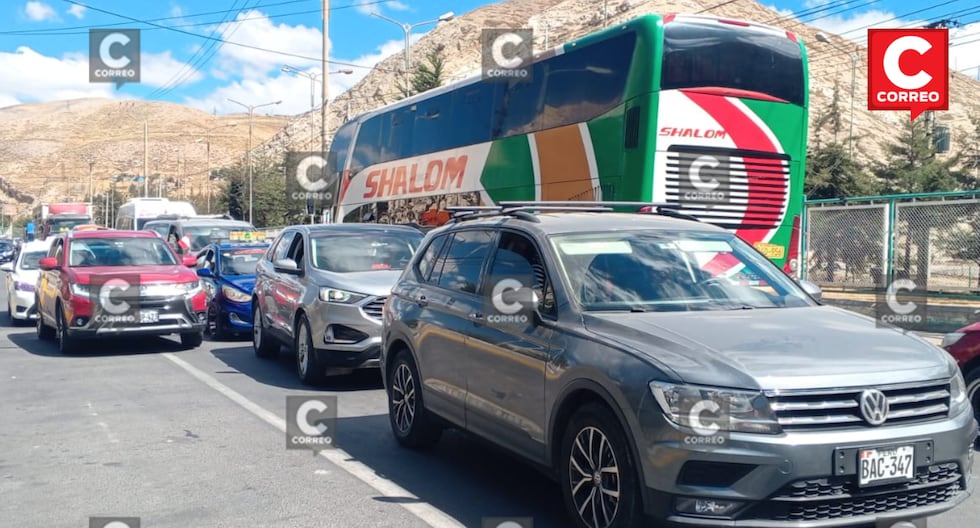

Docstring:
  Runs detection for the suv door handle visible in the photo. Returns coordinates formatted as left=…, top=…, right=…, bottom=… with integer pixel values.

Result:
left=415, top=295, right=428, bottom=307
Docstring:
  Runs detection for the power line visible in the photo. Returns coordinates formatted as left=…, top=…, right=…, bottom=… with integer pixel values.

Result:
left=57, top=0, right=401, bottom=73
left=146, top=0, right=254, bottom=99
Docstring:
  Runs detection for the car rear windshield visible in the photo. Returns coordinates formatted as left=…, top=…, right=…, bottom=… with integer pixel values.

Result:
left=69, top=237, right=178, bottom=267
left=220, top=247, right=266, bottom=276
left=183, top=224, right=255, bottom=249
left=551, top=231, right=813, bottom=312
left=661, top=20, right=805, bottom=105
left=311, top=231, right=423, bottom=273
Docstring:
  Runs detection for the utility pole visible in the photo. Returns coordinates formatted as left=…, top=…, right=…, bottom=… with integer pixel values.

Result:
left=85, top=157, right=95, bottom=204
left=323, top=0, right=333, bottom=223
left=922, top=19, right=960, bottom=140
left=143, top=120, right=149, bottom=197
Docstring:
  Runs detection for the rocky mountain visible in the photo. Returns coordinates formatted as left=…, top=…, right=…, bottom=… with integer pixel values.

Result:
left=0, top=98, right=286, bottom=218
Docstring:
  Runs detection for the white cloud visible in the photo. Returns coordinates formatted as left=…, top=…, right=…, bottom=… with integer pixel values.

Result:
left=951, top=22, right=980, bottom=75
left=0, top=47, right=113, bottom=106
left=171, top=5, right=184, bottom=18
left=208, top=10, right=324, bottom=82
left=142, top=51, right=206, bottom=89
left=0, top=46, right=205, bottom=107
left=185, top=37, right=411, bottom=116
left=24, top=1, right=57, bottom=21
left=354, top=0, right=409, bottom=16
left=66, top=3, right=85, bottom=19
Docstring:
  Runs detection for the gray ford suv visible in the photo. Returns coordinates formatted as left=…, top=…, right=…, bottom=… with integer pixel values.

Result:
left=381, top=203, right=976, bottom=528
left=253, top=223, right=423, bottom=384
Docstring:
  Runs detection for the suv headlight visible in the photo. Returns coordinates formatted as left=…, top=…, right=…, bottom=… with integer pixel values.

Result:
left=70, top=283, right=90, bottom=297
left=173, top=281, right=201, bottom=295
left=221, top=285, right=250, bottom=303
left=319, top=288, right=367, bottom=304
left=950, top=369, right=969, bottom=413
left=650, top=381, right=782, bottom=435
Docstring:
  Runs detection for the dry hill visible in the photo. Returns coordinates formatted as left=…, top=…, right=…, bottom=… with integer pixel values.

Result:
left=0, top=98, right=286, bottom=218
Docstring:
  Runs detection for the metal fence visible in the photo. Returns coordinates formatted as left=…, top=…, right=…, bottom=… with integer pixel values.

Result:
left=802, top=191, right=980, bottom=293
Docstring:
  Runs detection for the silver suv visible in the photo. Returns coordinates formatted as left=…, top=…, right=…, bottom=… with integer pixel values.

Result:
left=381, top=203, right=976, bottom=528
left=253, top=224, right=423, bottom=384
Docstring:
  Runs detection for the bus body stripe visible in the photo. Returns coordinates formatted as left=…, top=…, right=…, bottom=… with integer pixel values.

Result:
left=527, top=134, right=543, bottom=201
left=533, top=124, right=595, bottom=201
left=579, top=122, right=602, bottom=201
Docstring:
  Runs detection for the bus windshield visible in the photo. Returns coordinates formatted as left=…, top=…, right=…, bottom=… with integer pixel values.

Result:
left=660, top=20, right=804, bottom=105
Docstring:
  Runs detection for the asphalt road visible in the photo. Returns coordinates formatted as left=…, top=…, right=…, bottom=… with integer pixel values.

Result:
left=1, top=289, right=977, bottom=528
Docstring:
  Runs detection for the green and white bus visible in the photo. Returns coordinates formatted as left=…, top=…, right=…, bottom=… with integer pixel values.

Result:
left=329, top=13, right=808, bottom=274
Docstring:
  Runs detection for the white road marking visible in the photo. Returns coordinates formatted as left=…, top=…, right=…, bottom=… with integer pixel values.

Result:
left=162, top=352, right=464, bottom=528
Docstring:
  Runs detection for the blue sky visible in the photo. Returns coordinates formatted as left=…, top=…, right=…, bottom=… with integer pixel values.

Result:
left=1, top=0, right=978, bottom=115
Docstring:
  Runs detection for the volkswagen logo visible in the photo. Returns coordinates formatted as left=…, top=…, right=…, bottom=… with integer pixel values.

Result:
left=859, top=389, right=889, bottom=426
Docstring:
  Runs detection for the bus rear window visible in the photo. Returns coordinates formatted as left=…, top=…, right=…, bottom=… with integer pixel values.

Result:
left=660, top=20, right=804, bottom=106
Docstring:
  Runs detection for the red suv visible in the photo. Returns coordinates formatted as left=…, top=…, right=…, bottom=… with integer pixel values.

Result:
left=35, top=229, right=207, bottom=353
left=942, top=322, right=980, bottom=437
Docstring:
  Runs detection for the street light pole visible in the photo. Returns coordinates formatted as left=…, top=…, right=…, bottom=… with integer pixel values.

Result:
left=371, top=11, right=455, bottom=71
left=84, top=157, right=95, bottom=204
left=228, top=98, right=281, bottom=224
left=816, top=32, right=856, bottom=160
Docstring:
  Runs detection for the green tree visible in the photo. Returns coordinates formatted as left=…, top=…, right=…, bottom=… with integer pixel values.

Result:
left=873, top=118, right=964, bottom=194
left=214, top=156, right=307, bottom=227
left=804, top=142, right=873, bottom=199
left=397, top=47, right=446, bottom=99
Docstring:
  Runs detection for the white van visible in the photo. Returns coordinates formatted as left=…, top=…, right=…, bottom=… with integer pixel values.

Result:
left=115, top=198, right=198, bottom=230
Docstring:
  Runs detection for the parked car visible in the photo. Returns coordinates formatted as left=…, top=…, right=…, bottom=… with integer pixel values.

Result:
left=1, top=238, right=52, bottom=324
left=143, top=217, right=255, bottom=256
left=942, top=321, right=980, bottom=441
left=252, top=224, right=424, bottom=384
left=382, top=203, right=976, bottom=528
left=35, top=229, right=207, bottom=353
left=0, top=239, right=16, bottom=264
left=196, top=241, right=269, bottom=339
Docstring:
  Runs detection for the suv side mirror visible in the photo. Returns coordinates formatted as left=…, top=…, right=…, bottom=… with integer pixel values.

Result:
left=798, top=279, right=823, bottom=301
left=197, top=267, right=213, bottom=277
left=274, top=258, right=301, bottom=274
left=0, top=262, right=13, bottom=272
left=38, top=257, right=58, bottom=271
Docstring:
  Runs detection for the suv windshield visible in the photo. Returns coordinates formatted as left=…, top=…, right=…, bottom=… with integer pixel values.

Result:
left=552, top=231, right=813, bottom=311
left=69, top=237, right=178, bottom=267
left=311, top=231, right=423, bottom=273
left=20, top=250, right=47, bottom=270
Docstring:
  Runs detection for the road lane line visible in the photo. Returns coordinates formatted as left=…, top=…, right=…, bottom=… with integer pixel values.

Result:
left=161, top=353, right=464, bottom=528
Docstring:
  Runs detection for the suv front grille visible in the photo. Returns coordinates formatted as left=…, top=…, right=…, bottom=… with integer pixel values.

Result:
left=767, top=380, right=950, bottom=430
left=746, top=463, right=963, bottom=521
left=362, top=297, right=386, bottom=320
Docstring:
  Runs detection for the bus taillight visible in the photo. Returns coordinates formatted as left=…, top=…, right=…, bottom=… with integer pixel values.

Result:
left=783, top=214, right=801, bottom=277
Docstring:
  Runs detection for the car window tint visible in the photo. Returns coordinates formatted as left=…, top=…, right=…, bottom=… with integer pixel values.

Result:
left=436, top=230, right=493, bottom=294
left=416, top=234, right=449, bottom=283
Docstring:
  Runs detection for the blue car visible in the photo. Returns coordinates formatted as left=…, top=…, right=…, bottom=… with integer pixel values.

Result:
left=195, top=242, right=269, bottom=339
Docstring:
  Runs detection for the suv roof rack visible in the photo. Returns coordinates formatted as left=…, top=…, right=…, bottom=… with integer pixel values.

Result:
left=444, top=201, right=701, bottom=224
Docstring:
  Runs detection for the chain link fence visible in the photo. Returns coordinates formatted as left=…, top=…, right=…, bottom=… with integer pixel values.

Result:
left=803, top=192, right=980, bottom=293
